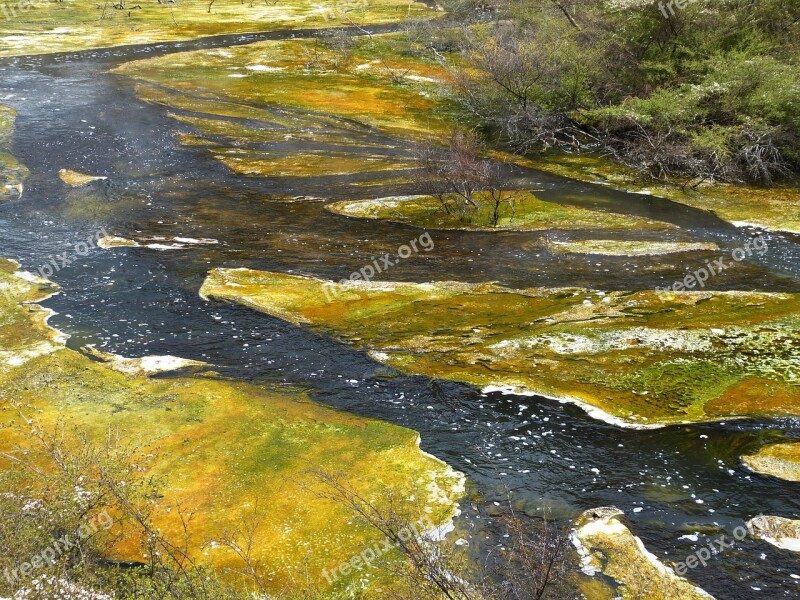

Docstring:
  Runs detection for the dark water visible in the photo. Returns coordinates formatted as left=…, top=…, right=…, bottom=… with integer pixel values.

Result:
left=1, top=29, right=799, bottom=599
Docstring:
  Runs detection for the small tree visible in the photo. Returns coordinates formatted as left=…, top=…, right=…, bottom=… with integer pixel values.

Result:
left=310, top=470, right=575, bottom=600
left=414, top=129, right=516, bottom=226
left=319, top=29, right=357, bottom=70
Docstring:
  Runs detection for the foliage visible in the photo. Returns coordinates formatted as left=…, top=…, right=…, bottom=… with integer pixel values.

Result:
left=0, top=415, right=246, bottom=600
left=436, top=0, right=800, bottom=185
left=413, top=129, right=518, bottom=226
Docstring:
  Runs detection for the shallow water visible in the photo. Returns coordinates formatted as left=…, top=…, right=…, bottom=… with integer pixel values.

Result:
left=1, top=30, right=800, bottom=599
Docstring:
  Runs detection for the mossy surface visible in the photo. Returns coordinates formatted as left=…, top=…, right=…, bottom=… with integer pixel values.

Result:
left=0, top=0, right=434, bottom=57
left=742, top=442, right=800, bottom=482
left=200, top=269, right=800, bottom=427
left=541, top=239, right=719, bottom=256
left=113, top=33, right=454, bottom=179
left=572, top=508, right=713, bottom=599
left=0, top=105, right=28, bottom=201
left=0, top=259, right=464, bottom=594
left=519, top=152, right=800, bottom=234
left=327, top=192, right=677, bottom=231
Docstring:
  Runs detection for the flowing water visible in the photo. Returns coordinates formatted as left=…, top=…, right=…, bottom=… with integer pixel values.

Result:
left=1, top=30, right=800, bottom=599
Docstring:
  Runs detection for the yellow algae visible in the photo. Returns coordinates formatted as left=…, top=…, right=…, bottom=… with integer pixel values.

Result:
left=0, top=0, right=435, bottom=57
left=58, top=168, right=108, bottom=187
left=541, top=239, right=719, bottom=257
left=110, top=32, right=461, bottom=182
left=327, top=192, right=678, bottom=231
left=114, top=33, right=454, bottom=144
left=513, top=152, right=800, bottom=234
left=572, top=508, right=714, bottom=599
left=97, top=234, right=218, bottom=250
left=216, top=149, right=413, bottom=177
left=742, top=442, right=800, bottom=482
left=0, top=105, right=28, bottom=201
left=0, top=259, right=464, bottom=594
left=746, top=515, right=800, bottom=552
left=97, top=235, right=139, bottom=248
left=200, top=269, right=800, bottom=427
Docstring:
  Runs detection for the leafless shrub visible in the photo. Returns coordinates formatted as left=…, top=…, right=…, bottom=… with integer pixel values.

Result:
left=308, top=470, right=576, bottom=600
left=413, top=129, right=517, bottom=226
left=0, top=410, right=239, bottom=599
left=319, top=29, right=357, bottom=70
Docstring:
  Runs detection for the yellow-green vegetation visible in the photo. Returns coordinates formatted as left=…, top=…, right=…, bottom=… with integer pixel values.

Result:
left=0, top=0, right=434, bottom=57
left=542, top=239, right=719, bottom=257
left=572, top=508, right=714, bottom=600
left=113, top=33, right=453, bottom=178
left=518, top=152, right=800, bottom=234
left=200, top=269, right=800, bottom=428
left=58, top=168, right=108, bottom=187
left=327, top=192, right=677, bottom=232
left=0, top=105, right=27, bottom=200
left=742, top=442, right=800, bottom=482
left=746, top=515, right=800, bottom=552
left=0, top=257, right=464, bottom=594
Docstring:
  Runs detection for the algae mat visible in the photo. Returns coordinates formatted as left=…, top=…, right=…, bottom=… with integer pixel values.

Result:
left=328, top=192, right=678, bottom=232
left=742, top=442, right=800, bottom=482
left=200, top=269, right=800, bottom=428
left=572, top=508, right=714, bottom=600
left=519, top=152, right=800, bottom=234
left=112, top=33, right=453, bottom=183
left=0, top=0, right=434, bottom=57
left=0, top=258, right=463, bottom=593
left=114, top=34, right=452, bottom=141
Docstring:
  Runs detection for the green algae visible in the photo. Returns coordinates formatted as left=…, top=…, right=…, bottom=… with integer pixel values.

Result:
left=742, top=442, right=800, bottom=482
left=0, top=106, right=28, bottom=201
left=0, top=258, right=464, bottom=594
left=113, top=33, right=455, bottom=180
left=0, top=0, right=435, bottom=57
left=200, top=269, right=800, bottom=428
left=572, top=508, right=714, bottom=600
left=216, top=147, right=413, bottom=177
left=327, top=192, right=678, bottom=231
left=542, top=239, right=719, bottom=257
left=516, top=152, right=800, bottom=234
left=114, top=35, right=451, bottom=137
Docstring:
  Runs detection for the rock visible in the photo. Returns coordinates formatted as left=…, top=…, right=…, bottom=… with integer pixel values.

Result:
left=199, top=269, right=800, bottom=428
left=747, top=515, right=800, bottom=552
left=742, top=442, right=800, bottom=482
left=82, top=346, right=209, bottom=376
left=0, top=257, right=465, bottom=595
left=97, top=235, right=138, bottom=249
left=571, top=507, right=715, bottom=599
left=58, top=169, right=107, bottom=187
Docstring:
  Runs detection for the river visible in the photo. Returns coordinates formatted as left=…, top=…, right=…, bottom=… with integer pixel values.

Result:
left=1, top=28, right=799, bottom=598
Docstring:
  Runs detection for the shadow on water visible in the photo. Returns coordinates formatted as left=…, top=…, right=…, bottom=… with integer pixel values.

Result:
left=1, top=27, right=799, bottom=599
